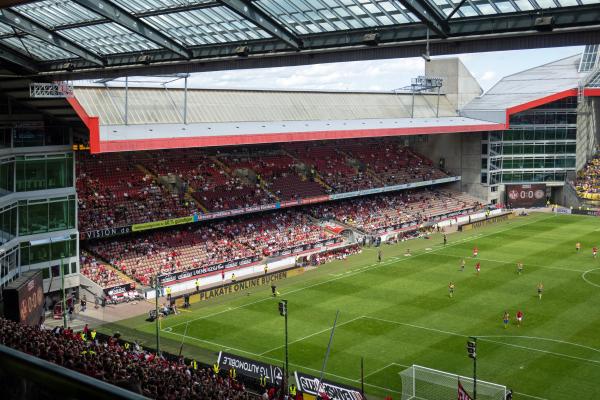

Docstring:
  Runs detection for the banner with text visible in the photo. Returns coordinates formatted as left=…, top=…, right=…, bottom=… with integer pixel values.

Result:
left=269, top=237, right=343, bottom=258
left=104, top=283, right=135, bottom=296
left=158, top=255, right=261, bottom=285
left=218, top=352, right=283, bottom=385
left=82, top=177, right=461, bottom=240
left=294, top=371, right=364, bottom=400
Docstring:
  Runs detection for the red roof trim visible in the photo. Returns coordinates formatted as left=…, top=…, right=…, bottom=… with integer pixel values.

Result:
left=505, top=87, right=600, bottom=126
left=67, top=97, right=101, bottom=153
left=97, top=123, right=505, bottom=153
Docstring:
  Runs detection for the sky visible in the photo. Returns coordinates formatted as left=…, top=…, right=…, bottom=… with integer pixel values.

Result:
left=97, top=46, right=583, bottom=93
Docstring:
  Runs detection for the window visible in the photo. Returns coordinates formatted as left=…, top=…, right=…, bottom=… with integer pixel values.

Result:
left=0, top=159, right=14, bottom=195
left=0, top=204, right=17, bottom=244
left=15, top=154, right=73, bottom=192
left=13, top=126, right=70, bottom=148
left=18, top=196, right=76, bottom=236
left=20, top=235, right=77, bottom=266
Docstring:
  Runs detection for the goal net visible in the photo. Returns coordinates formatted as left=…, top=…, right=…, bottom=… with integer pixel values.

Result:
left=400, top=365, right=506, bottom=400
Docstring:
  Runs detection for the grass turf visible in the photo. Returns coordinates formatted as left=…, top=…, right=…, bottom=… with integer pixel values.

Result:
left=99, top=213, right=600, bottom=400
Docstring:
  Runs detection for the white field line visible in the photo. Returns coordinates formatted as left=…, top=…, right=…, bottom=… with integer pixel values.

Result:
left=581, top=268, right=600, bottom=288
left=515, top=392, right=550, bottom=400
left=165, top=214, right=554, bottom=330
left=363, top=316, right=600, bottom=366
left=161, top=329, right=401, bottom=394
left=363, top=362, right=409, bottom=379
left=258, top=315, right=364, bottom=356
left=476, top=335, right=600, bottom=355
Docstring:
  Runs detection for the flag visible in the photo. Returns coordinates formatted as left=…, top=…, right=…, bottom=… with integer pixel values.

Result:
left=458, top=379, right=473, bottom=400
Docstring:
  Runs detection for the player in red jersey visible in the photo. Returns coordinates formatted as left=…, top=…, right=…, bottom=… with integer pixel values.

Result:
left=516, top=310, right=523, bottom=327
left=473, top=246, right=479, bottom=258
left=475, top=262, right=481, bottom=275
left=593, top=246, right=597, bottom=259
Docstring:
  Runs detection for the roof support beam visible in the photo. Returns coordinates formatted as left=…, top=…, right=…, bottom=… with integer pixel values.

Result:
left=217, top=0, right=301, bottom=49
left=0, top=9, right=105, bottom=66
left=395, top=0, right=449, bottom=37
left=446, top=0, right=468, bottom=20
left=72, top=0, right=192, bottom=59
left=0, top=43, right=39, bottom=73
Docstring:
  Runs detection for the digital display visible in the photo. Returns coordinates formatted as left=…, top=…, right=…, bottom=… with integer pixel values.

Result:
left=2, top=271, right=45, bottom=326
left=506, top=184, right=547, bottom=208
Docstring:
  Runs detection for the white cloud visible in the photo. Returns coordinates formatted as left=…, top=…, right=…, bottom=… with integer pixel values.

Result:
left=84, top=46, right=582, bottom=93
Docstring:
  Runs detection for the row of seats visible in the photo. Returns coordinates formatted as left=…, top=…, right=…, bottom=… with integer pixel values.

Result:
left=85, top=189, right=481, bottom=287
left=76, top=139, right=450, bottom=231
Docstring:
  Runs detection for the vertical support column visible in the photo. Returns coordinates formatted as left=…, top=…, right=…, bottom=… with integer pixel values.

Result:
left=124, top=76, right=129, bottom=125
left=184, top=75, right=188, bottom=125
left=436, top=86, right=441, bottom=118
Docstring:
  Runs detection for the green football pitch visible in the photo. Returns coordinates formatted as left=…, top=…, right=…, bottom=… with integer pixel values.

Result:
left=99, top=212, right=600, bottom=400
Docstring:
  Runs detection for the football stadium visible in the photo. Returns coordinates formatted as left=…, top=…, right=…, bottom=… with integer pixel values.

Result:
left=0, top=1, right=600, bottom=400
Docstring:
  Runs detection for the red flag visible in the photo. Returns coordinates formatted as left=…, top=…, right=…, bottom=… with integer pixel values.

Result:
left=458, top=379, right=473, bottom=400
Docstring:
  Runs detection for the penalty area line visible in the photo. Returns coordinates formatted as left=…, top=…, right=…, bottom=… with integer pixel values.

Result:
left=160, top=329, right=401, bottom=394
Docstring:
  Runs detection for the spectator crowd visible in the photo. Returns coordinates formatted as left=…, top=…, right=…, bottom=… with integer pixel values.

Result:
left=575, top=154, right=600, bottom=199
left=77, top=138, right=451, bottom=232
left=83, top=189, right=480, bottom=289
left=0, top=318, right=252, bottom=400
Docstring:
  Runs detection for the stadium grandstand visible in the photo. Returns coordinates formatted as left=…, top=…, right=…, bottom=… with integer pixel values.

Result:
left=1, top=1, right=600, bottom=399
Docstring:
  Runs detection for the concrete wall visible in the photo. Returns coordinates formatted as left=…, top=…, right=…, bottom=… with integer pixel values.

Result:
left=412, top=132, right=488, bottom=202
left=576, top=97, right=600, bottom=170
left=426, top=58, right=483, bottom=111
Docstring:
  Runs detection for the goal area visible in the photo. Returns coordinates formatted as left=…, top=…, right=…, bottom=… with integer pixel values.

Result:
left=400, top=365, right=507, bottom=400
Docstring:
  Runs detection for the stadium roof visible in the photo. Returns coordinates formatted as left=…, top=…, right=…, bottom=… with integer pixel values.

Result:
left=68, top=85, right=504, bottom=152
left=1, top=1, right=600, bottom=79
left=461, top=51, right=600, bottom=123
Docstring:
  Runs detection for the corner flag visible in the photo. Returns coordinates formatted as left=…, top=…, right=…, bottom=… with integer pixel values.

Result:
left=458, top=379, right=473, bottom=400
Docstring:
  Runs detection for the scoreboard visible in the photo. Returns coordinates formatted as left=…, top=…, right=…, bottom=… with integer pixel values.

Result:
left=2, top=270, right=44, bottom=326
left=506, top=184, right=547, bottom=208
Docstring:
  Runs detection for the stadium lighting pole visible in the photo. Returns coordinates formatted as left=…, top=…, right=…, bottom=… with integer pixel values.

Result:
left=470, top=336, right=478, bottom=399
left=278, top=299, right=289, bottom=394
left=60, top=253, right=67, bottom=329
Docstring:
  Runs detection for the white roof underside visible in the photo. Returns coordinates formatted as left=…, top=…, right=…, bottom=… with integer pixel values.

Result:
left=73, top=86, right=459, bottom=126
left=461, top=54, right=586, bottom=122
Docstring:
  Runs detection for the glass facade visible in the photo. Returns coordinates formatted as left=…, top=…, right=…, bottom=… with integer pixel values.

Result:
left=0, top=123, right=76, bottom=292
left=484, top=97, right=578, bottom=185
left=0, top=245, right=19, bottom=295
left=15, top=154, right=74, bottom=192
left=20, top=235, right=77, bottom=266
left=17, top=196, right=77, bottom=236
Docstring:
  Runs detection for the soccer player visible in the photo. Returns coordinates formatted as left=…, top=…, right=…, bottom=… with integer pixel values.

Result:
left=593, top=246, right=597, bottom=259
left=448, top=282, right=455, bottom=298
left=503, top=311, right=510, bottom=329
left=537, top=282, right=544, bottom=300
left=576, top=242, right=581, bottom=252
left=460, top=258, right=466, bottom=272
left=516, top=310, right=523, bottom=327
left=473, top=246, right=479, bottom=258
left=443, top=234, right=447, bottom=246
left=475, top=261, right=481, bottom=276
left=517, top=262, right=524, bottom=275
left=378, top=249, right=382, bottom=263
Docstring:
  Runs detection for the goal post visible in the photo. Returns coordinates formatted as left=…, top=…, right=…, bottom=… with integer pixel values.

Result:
left=400, top=365, right=506, bottom=400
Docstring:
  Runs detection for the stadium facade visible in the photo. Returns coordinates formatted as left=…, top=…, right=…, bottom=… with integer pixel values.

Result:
left=1, top=46, right=600, bottom=299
